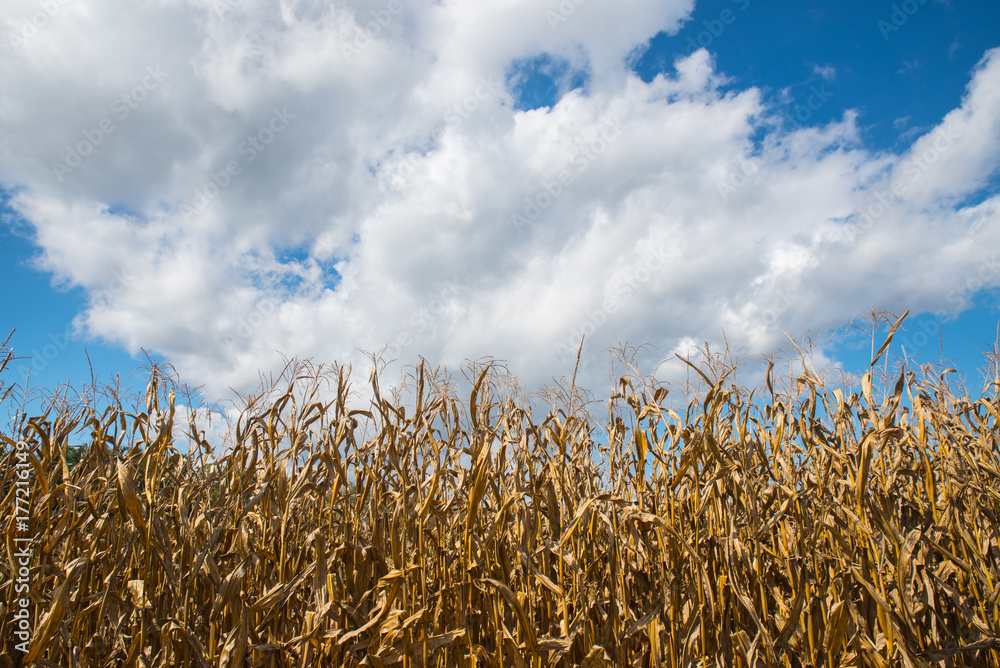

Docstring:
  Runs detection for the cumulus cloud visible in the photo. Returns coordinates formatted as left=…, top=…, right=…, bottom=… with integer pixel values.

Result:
left=1, top=1, right=998, bottom=400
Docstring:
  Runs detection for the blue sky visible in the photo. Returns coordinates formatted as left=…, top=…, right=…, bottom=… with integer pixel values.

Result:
left=1, top=0, right=999, bottom=417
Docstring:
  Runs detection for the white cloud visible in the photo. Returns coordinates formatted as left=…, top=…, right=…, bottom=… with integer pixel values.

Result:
left=1, top=2, right=999, bottom=401
left=813, top=64, right=836, bottom=81
left=893, top=48, right=1000, bottom=206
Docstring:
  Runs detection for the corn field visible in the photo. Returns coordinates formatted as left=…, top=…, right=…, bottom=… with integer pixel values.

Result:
left=1, top=334, right=1000, bottom=667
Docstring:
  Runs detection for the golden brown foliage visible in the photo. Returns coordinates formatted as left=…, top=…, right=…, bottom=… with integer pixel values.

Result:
left=1, top=348, right=999, bottom=667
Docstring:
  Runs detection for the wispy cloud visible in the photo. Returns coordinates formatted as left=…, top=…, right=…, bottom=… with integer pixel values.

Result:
left=813, top=64, right=836, bottom=81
